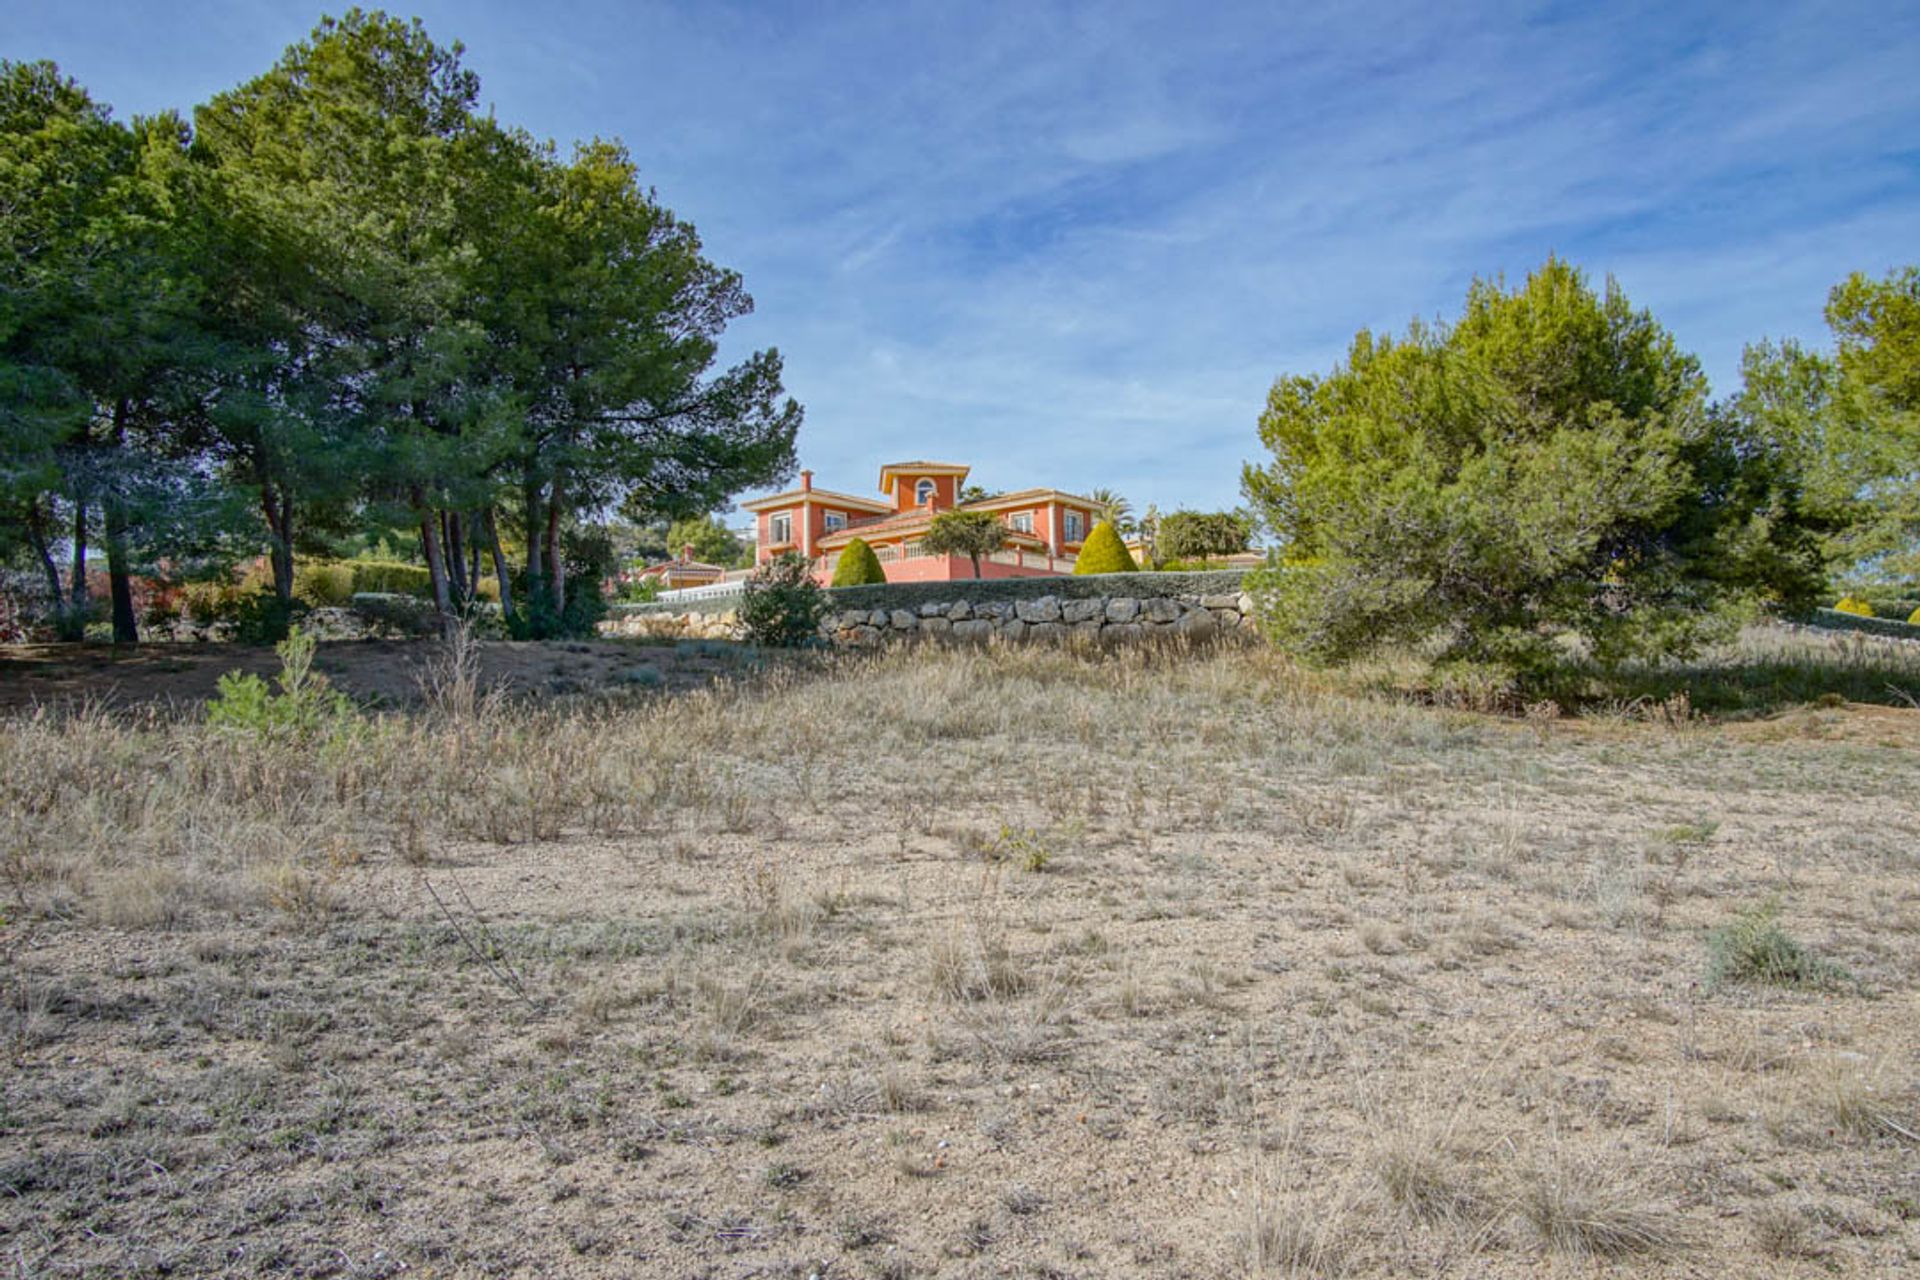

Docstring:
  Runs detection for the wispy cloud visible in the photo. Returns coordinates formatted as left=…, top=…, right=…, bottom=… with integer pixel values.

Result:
left=12, top=0, right=1920, bottom=510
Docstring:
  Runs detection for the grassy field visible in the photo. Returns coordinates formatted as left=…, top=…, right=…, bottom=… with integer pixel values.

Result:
left=3, top=627, right=1918, bottom=1277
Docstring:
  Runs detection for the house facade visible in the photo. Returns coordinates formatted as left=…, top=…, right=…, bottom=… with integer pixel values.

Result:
left=740, top=461, right=1101, bottom=583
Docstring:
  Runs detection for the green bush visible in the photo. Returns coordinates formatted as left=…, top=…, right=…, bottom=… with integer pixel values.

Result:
left=293, top=561, right=355, bottom=606
left=181, top=580, right=241, bottom=626
left=349, top=560, right=434, bottom=597
left=349, top=592, right=439, bottom=637
left=1706, top=901, right=1847, bottom=989
left=739, top=551, right=827, bottom=647
left=206, top=628, right=356, bottom=742
left=232, top=588, right=307, bottom=645
left=831, top=538, right=887, bottom=586
left=1834, top=595, right=1874, bottom=617
left=1072, top=521, right=1138, bottom=574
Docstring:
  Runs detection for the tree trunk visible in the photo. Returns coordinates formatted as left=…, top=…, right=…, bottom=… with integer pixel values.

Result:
left=443, top=509, right=468, bottom=602
left=545, top=482, right=566, bottom=616
left=524, top=477, right=545, bottom=610
left=414, top=489, right=453, bottom=631
left=970, top=553, right=983, bottom=580
left=466, top=513, right=482, bottom=603
left=105, top=399, right=137, bottom=644
left=261, top=488, right=295, bottom=603
left=483, top=506, right=515, bottom=623
left=66, top=496, right=90, bottom=641
left=26, top=500, right=66, bottom=628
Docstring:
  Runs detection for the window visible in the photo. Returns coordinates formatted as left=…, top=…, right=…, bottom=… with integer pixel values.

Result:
left=1064, top=511, right=1084, bottom=541
left=1009, top=512, right=1033, bottom=534
left=769, top=513, right=792, bottom=545
left=824, top=511, right=846, bottom=532
left=914, top=478, right=937, bottom=505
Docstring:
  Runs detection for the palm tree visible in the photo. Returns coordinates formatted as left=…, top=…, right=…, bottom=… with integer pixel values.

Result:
left=1087, top=487, right=1133, bottom=534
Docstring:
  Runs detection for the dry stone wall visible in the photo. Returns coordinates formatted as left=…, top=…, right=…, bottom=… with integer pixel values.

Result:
left=601, top=587, right=1257, bottom=646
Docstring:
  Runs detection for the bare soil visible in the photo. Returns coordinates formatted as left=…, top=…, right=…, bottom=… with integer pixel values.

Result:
left=2, top=633, right=1917, bottom=1278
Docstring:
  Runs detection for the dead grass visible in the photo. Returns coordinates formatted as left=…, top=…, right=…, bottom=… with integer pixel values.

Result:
left=0, top=629, right=1915, bottom=1277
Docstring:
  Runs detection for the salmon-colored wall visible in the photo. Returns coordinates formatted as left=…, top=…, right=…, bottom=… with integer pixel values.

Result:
left=891, top=473, right=958, bottom=513
left=757, top=501, right=860, bottom=563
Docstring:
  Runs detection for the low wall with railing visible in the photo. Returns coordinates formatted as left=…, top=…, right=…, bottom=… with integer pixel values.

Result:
left=600, top=570, right=1255, bottom=645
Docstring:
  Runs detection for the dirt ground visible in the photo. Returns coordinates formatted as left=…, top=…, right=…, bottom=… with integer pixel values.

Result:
left=2, top=631, right=1918, bottom=1278
left=0, top=637, right=735, bottom=713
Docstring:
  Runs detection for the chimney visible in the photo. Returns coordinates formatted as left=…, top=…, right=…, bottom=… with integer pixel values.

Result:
left=800, top=469, right=813, bottom=492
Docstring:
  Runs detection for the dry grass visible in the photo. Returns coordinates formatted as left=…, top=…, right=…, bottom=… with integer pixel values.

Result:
left=1, top=628, right=1917, bottom=1277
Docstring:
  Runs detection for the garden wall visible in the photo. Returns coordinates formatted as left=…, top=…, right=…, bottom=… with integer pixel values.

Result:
left=600, top=570, right=1255, bottom=646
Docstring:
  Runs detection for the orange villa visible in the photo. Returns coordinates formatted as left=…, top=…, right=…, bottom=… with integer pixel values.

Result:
left=740, top=461, right=1100, bottom=583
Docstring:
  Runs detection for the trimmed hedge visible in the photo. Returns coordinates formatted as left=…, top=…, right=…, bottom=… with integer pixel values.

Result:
left=1800, top=607, right=1920, bottom=641
left=606, top=569, right=1248, bottom=620
left=831, top=538, right=887, bottom=587
left=1073, top=521, right=1138, bottom=574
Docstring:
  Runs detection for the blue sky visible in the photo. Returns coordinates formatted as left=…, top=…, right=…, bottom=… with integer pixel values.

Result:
left=10, top=1, right=1920, bottom=513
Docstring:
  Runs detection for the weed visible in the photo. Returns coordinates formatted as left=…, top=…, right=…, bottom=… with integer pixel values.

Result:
left=1707, top=901, right=1848, bottom=989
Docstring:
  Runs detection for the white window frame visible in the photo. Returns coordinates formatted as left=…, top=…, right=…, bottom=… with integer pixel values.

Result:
left=1065, top=511, right=1084, bottom=541
left=1009, top=512, right=1033, bottom=534
left=769, top=513, right=792, bottom=545
left=824, top=511, right=846, bottom=532
left=914, top=478, right=937, bottom=505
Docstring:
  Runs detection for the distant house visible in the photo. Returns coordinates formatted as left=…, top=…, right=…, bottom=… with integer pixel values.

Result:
left=634, top=545, right=731, bottom=591
left=740, top=461, right=1101, bottom=583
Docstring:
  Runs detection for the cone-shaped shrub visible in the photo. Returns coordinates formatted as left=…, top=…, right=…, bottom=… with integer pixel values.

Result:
left=1835, top=596, right=1874, bottom=617
left=1908, top=605, right=1920, bottom=625
left=830, top=537, right=887, bottom=586
left=1073, top=521, right=1138, bottom=574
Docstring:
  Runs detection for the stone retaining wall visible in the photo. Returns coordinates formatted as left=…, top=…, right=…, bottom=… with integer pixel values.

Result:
left=600, top=588, right=1258, bottom=646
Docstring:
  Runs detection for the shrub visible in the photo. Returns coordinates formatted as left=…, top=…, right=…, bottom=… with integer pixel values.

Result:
left=1706, top=901, right=1847, bottom=988
left=181, top=580, right=241, bottom=626
left=350, top=592, right=439, bottom=637
left=293, top=561, right=355, bottom=607
left=831, top=538, right=887, bottom=586
left=1910, top=604, right=1920, bottom=625
left=1156, top=510, right=1251, bottom=564
left=1072, top=521, right=1137, bottom=574
left=206, top=628, right=356, bottom=741
left=1834, top=595, right=1874, bottom=617
left=232, top=588, right=306, bottom=645
left=1243, top=259, right=1829, bottom=680
left=739, top=551, right=827, bottom=647
left=349, top=560, right=434, bottom=597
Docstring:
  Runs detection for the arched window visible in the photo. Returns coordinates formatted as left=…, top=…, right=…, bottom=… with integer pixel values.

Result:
left=914, top=478, right=937, bottom=505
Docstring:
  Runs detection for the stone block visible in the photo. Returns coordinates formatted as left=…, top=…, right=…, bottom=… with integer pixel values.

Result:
left=1104, top=622, right=1145, bottom=643
left=1200, top=592, right=1241, bottom=610
left=1143, top=597, right=1180, bottom=624
left=948, top=599, right=972, bottom=620
left=919, top=601, right=946, bottom=617
left=1015, top=595, right=1062, bottom=623
left=1028, top=621, right=1067, bottom=642
left=999, top=618, right=1027, bottom=641
left=1105, top=597, right=1141, bottom=623
left=920, top=616, right=951, bottom=635
left=952, top=618, right=993, bottom=641
left=1061, top=597, right=1105, bottom=624
left=890, top=609, right=919, bottom=630
left=1173, top=610, right=1217, bottom=640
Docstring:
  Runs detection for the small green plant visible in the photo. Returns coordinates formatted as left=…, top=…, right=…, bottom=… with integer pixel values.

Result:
left=980, top=824, right=1051, bottom=872
left=1706, top=900, right=1847, bottom=989
left=1071, top=521, right=1138, bottom=574
left=206, top=628, right=357, bottom=741
left=738, top=552, right=827, bottom=647
left=830, top=537, right=887, bottom=586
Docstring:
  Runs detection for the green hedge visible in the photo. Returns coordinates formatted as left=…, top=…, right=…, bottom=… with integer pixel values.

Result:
left=1800, top=608, right=1920, bottom=641
left=605, top=569, right=1248, bottom=620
